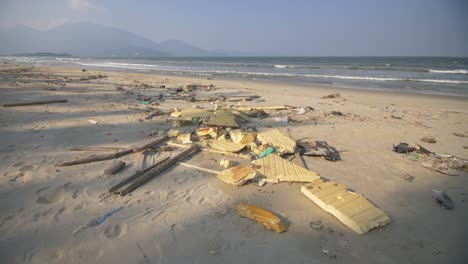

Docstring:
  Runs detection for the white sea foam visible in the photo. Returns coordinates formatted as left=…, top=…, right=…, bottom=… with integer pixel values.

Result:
left=273, top=64, right=292, bottom=68
left=428, top=69, right=468, bottom=74
left=76, top=62, right=159, bottom=70
left=56, top=57, right=80, bottom=61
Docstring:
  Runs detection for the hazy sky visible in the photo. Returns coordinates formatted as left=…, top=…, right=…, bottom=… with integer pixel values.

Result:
left=0, top=0, right=467, bottom=56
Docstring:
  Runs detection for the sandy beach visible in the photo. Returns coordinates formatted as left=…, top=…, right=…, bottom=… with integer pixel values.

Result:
left=0, top=63, right=467, bottom=263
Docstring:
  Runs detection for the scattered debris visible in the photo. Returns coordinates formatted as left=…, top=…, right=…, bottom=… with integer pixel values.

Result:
left=167, top=129, right=181, bottom=138
left=73, top=207, right=124, bottom=237
left=310, top=220, right=323, bottom=230
left=177, top=162, right=221, bottom=175
left=206, top=110, right=241, bottom=128
left=196, top=127, right=219, bottom=138
left=301, top=179, right=391, bottom=234
left=393, top=143, right=431, bottom=154
left=258, top=147, right=275, bottom=158
left=177, top=133, right=193, bottom=144
left=391, top=115, right=403, bottom=119
left=230, top=130, right=255, bottom=145
left=87, top=120, right=99, bottom=125
left=421, top=136, right=437, bottom=144
left=252, top=154, right=320, bottom=183
left=103, top=161, right=126, bottom=176
left=3, top=99, right=68, bottom=107
left=453, top=132, right=466, bottom=138
left=257, top=129, right=296, bottom=155
left=236, top=203, right=287, bottom=233
left=219, top=158, right=233, bottom=169
left=330, top=111, right=343, bottom=116
left=400, top=174, right=415, bottom=182
left=274, top=117, right=290, bottom=123
left=209, top=140, right=246, bottom=153
left=321, top=93, right=340, bottom=99
left=217, top=165, right=257, bottom=186
left=432, top=190, right=455, bottom=209
left=298, top=141, right=341, bottom=161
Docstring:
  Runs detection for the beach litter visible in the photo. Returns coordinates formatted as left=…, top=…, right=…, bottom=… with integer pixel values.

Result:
left=3, top=99, right=68, bottom=107
left=301, top=179, right=391, bottom=234
left=87, top=120, right=99, bottom=125
left=298, top=141, right=341, bottom=161
left=236, top=203, right=287, bottom=233
left=73, top=207, right=124, bottom=237
left=421, top=136, right=437, bottom=143
left=103, top=161, right=126, bottom=176
left=432, top=189, right=455, bottom=209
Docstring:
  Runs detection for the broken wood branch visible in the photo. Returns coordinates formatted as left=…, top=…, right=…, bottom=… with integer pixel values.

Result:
left=117, top=145, right=199, bottom=196
left=69, top=146, right=125, bottom=152
left=132, top=135, right=169, bottom=152
left=201, top=148, right=251, bottom=159
left=3, top=99, right=68, bottom=107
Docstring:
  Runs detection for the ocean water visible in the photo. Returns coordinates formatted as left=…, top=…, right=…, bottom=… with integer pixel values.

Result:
left=2, top=56, right=468, bottom=96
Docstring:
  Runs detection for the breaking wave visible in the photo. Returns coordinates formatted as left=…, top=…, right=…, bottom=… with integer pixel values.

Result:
left=428, top=69, right=468, bottom=74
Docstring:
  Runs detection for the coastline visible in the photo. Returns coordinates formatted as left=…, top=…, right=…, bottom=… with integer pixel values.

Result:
left=0, top=63, right=467, bottom=263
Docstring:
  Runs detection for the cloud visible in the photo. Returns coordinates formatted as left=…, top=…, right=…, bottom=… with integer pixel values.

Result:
left=70, top=0, right=104, bottom=12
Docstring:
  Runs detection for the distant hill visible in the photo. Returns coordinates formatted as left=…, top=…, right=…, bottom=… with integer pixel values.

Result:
left=0, top=23, right=222, bottom=57
left=12, top=52, right=72, bottom=57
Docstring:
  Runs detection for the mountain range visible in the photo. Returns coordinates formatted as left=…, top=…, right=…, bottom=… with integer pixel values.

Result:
left=0, top=23, right=224, bottom=57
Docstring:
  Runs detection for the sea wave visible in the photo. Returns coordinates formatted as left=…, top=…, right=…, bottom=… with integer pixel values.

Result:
left=428, top=69, right=468, bottom=74
left=76, top=62, right=159, bottom=70
left=273, top=64, right=293, bottom=68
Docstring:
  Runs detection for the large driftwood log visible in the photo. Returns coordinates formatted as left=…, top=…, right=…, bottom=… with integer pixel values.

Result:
left=103, top=161, right=126, bottom=176
left=117, top=145, right=198, bottom=196
left=56, top=135, right=169, bottom=167
left=3, top=99, right=68, bottom=107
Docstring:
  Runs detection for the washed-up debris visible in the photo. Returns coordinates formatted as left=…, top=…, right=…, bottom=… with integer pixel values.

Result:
left=206, top=110, right=240, bottom=128
left=171, top=108, right=212, bottom=119
left=56, top=135, right=168, bottom=167
left=134, top=151, right=147, bottom=172
left=73, top=207, right=124, bottom=237
left=295, top=107, right=313, bottom=115
left=393, top=143, right=431, bottom=154
left=400, top=174, right=415, bottom=182
left=391, top=115, right=403, bottom=119
left=167, top=129, right=181, bottom=138
left=330, top=111, right=343, bottom=116
left=274, top=117, right=290, bottom=123
left=252, top=154, right=320, bottom=183
left=230, top=130, right=255, bottom=145
left=3, top=99, right=68, bottom=107
left=310, top=220, right=323, bottom=230
left=298, top=141, right=341, bottom=161
left=235, top=105, right=289, bottom=111
left=453, top=132, right=466, bottom=137
left=236, top=203, right=287, bottom=233
left=301, top=179, right=391, bottom=234
left=69, top=146, right=125, bottom=152
left=202, top=148, right=251, bottom=159
left=87, top=120, right=99, bottom=125
left=241, top=109, right=269, bottom=119
left=393, top=142, right=467, bottom=175
left=103, top=161, right=126, bottom=176
left=421, top=136, right=437, bottom=144
left=220, top=158, right=233, bottom=169
left=217, top=165, right=257, bottom=186
left=321, top=93, right=340, bottom=99
left=177, top=133, right=193, bottom=144
left=257, top=129, right=296, bottom=155
left=209, top=140, right=246, bottom=153
left=177, top=162, right=221, bottom=175
left=258, top=179, right=267, bottom=186
left=432, top=189, right=455, bottom=209
left=258, top=147, right=275, bottom=158
left=196, top=127, right=219, bottom=138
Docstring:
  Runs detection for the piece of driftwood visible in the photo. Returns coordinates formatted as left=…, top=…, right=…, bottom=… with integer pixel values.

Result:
left=108, top=156, right=169, bottom=194
left=56, top=135, right=169, bottom=167
left=295, top=153, right=308, bottom=169
left=177, top=162, right=221, bottom=175
left=132, top=135, right=169, bottom=152
left=134, top=151, right=147, bottom=172
left=69, top=146, right=125, bottom=152
left=3, top=99, right=68, bottom=107
left=103, top=161, right=126, bottom=176
left=56, top=149, right=133, bottom=167
left=117, top=145, right=199, bottom=196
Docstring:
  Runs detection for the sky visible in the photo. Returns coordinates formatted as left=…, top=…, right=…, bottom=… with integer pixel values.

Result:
left=0, top=0, right=467, bottom=56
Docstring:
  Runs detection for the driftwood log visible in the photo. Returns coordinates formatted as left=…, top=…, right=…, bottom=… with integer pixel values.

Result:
left=56, top=135, right=169, bottom=167
left=3, top=99, right=68, bottom=107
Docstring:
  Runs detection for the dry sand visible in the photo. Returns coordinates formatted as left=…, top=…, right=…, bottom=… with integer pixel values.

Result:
left=0, top=63, right=467, bottom=263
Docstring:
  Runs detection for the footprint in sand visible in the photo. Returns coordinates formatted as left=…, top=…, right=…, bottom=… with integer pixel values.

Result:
left=104, top=223, right=127, bottom=240
left=35, top=187, right=65, bottom=204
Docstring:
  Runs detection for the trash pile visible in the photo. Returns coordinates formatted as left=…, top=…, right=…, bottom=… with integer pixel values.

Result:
left=58, top=95, right=391, bottom=234
left=393, top=142, right=468, bottom=176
